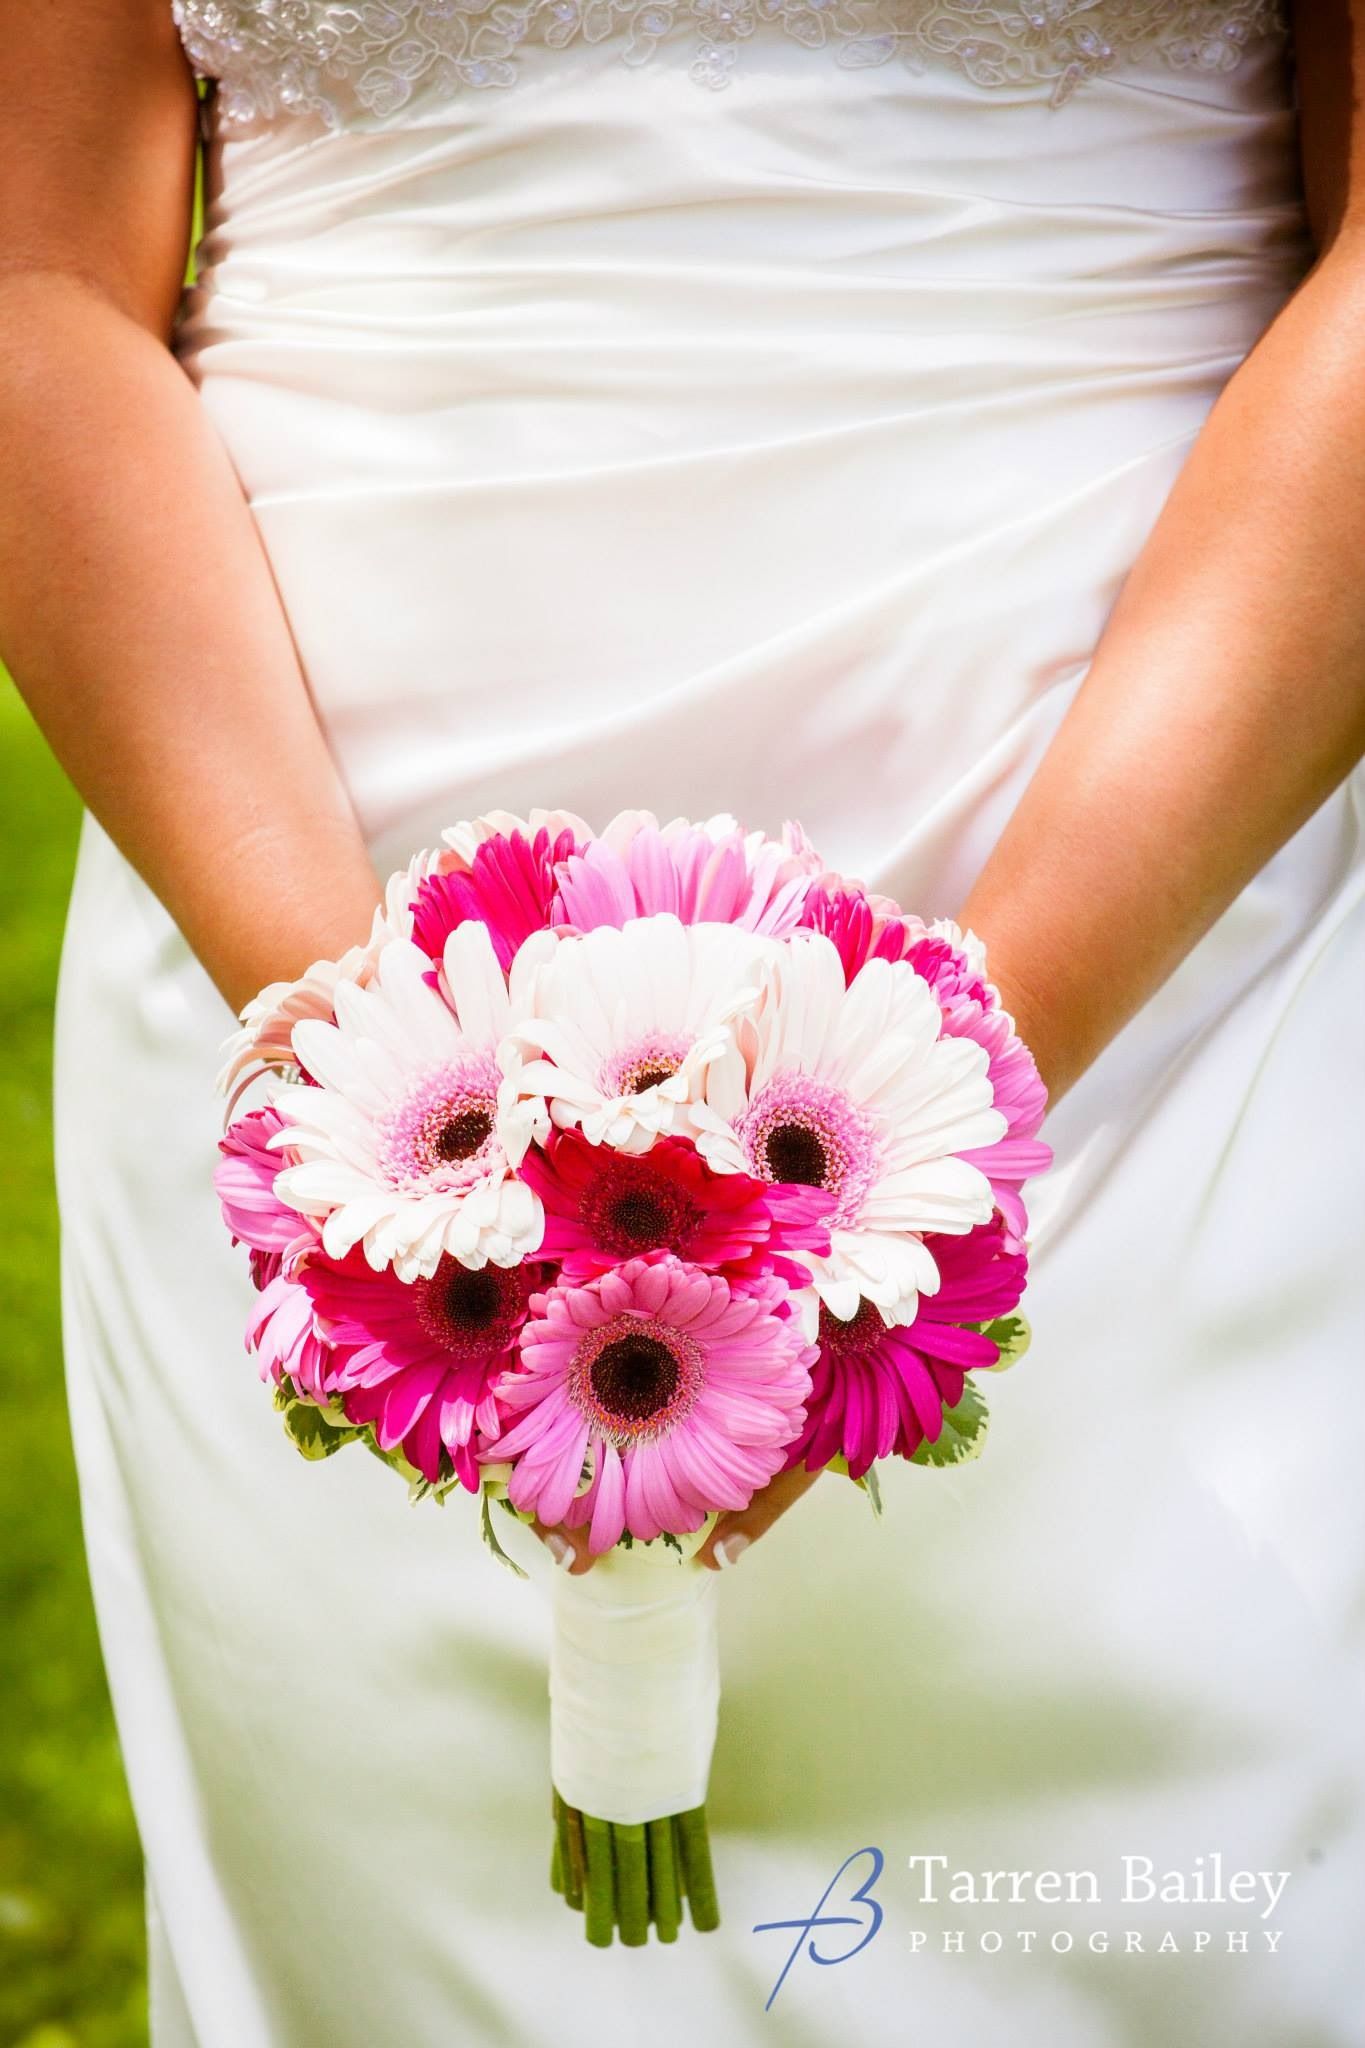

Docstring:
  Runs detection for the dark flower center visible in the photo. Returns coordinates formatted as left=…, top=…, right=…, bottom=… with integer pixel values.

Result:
left=765, top=1120, right=828, bottom=1187
left=578, top=1152, right=704, bottom=1259
left=415, top=1255, right=528, bottom=1357
left=442, top=1264, right=505, bottom=1333
left=434, top=1106, right=493, bottom=1162
left=820, top=1297, right=887, bottom=1360
left=607, top=1189, right=676, bottom=1248
left=589, top=1334, right=679, bottom=1424
left=627, top=1061, right=678, bottom=1094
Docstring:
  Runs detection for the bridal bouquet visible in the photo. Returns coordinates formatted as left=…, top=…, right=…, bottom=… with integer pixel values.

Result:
left=215, top=810, right=1050, bottom=1947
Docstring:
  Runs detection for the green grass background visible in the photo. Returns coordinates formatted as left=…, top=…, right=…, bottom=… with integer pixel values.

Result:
left=0, top=679, right=147, bottom=2045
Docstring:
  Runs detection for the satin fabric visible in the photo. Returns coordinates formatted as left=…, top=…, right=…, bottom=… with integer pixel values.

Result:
left=56, top=34, right=1365, bottom=2045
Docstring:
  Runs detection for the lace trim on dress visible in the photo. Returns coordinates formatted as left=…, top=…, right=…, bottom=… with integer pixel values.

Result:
left=171, top=0, right=1287, bottom=129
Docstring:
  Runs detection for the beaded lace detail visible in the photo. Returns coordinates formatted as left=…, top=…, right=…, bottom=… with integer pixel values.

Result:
left=172, top=1, right=1286, bottom=129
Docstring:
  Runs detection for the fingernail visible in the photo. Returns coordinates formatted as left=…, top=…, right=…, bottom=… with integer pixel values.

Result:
left=545, top=1533, right=574, bottom=1571
left=714, top=1534, right=751, bottom=1571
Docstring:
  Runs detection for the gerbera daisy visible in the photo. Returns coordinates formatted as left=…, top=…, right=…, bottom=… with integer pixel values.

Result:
left=518, top=1129, right=832, bottom=1285
left=786, top=1217, right=1028, bottom=1476
left=693, top=931, right=1006, bottom=1322
left=799, top=895, right=1051, bottom=1240
left=216, top=922, right=382, bottom=1107
left=440, top=808, right=591, bottom=873
left=303, top=1250, right=542, bottom=1490
left=482, top=1256, right=814, bottom=1553
left=409, top=820, right=585, bottom=972
left=245, top=1267, right=336, bottom=1408
left=551, top=812, right=820, bottom=937
left=501, top=913, right=773, bottom=1156
left=215, top=1105, right=317, bottom=1288
left=269, top=928, right=543, bottom=1281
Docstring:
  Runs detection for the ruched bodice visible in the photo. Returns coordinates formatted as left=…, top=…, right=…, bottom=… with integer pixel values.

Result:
left=173, top=31, right=1306, bottom=884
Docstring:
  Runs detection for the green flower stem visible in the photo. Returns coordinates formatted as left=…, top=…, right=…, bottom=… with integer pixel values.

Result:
left=612, top=1822, right=649, bottom=1947
left=550, top=1799, right=719, bottom=1943
left=581, top=1814, right=616, bottom=1948
left=646, top=1818, right=681, bottom=1942
left=675, top=1806, right=720, bottom=1932
left=554, top=1790, right=585, bottom=1912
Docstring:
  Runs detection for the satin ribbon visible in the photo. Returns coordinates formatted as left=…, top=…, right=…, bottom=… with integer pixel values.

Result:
left=548, top=1529, right=720, bottom=1826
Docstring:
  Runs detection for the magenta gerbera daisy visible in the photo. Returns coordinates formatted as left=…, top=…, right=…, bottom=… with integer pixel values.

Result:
left=482, top=1256, right=815, bottom=1552
left=303, top=1250, right=543, bottom=1491
left=409, top=821, right=585, bottom=973
left=786, top=1216, right=1029, bottom=1477
left=517, top=1130, right=832, bottom=1286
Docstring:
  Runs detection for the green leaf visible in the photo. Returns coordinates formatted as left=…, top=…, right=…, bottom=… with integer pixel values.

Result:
left=818, top=1453, right=884, bottom=1514
left=480, top=1488, right=528, bottom=1578
left=981, top=1313, right=1031, bottom=1373
left=276, top=1392, right=363, bottom=1462
left=911, top=1380, right=990, bottom=1468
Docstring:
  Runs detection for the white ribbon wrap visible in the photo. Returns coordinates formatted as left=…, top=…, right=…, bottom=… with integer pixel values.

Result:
left=548, top=1535, right=720, bottom=1826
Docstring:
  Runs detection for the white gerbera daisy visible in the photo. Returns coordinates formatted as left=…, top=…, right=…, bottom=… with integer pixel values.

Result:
left=269, top=927, right=543, bottom=1281
left=500, top=914, right=773, bottom=1155
left=693, top=931, right=1007, bottom=1322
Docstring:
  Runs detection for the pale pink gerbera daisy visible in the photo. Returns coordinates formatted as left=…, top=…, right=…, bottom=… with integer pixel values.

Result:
left=270, top=927, right=542, bottom=1282
left=483, top=1256, right=814, bottom=1553
left=216, top=924, right=382, bottom=1108
left=551, top=812, right=820, bottom=937
left=518, top=1130, right=832, bottom=1285
left=693, top=932, right=1007, bottom=1322
left=502, top=913, right=772, bottom=1156
left=215, top=855, right=456, bottom=1109
left=303, top=1251, right=542, bottom=1491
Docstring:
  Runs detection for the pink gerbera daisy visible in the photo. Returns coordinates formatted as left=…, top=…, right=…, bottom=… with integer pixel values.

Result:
left=483, top=1256, right=814, bottom=1553
left=246, top=1268, right=336, bottom=1408
left=215, top=1106, right=316, bottom=1288
left=303, top=1250, right=543, bottom=1490
left=517, top=1131, right=832, bottom=1286
left=551, top=812, right=820, bottom=937
left=786, top=1216, right=1028, bottom=1478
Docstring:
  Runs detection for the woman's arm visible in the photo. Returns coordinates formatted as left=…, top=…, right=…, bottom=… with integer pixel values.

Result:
left=957, top=0, right=1365, bottom=1103
left=695, top=1, right=1365, bottom=1571
left=0, top=2, right=381, bottom=1016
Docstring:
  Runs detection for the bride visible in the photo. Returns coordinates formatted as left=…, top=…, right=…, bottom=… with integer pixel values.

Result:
left=3, top=2, right=1363, bottom=2041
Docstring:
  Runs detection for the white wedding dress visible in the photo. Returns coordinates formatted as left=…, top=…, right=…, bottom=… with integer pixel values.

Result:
left=55, top=5, right=1365, bottom=2042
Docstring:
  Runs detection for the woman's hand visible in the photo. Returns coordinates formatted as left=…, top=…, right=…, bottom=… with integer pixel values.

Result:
left=696, top=1464, right=822, bottom=1571
left=530, top=1463, right=823, bottom=1576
